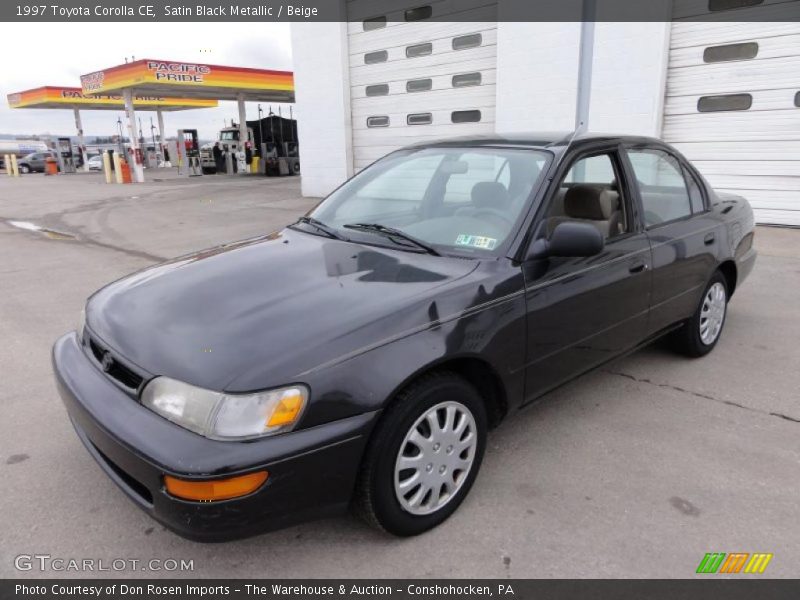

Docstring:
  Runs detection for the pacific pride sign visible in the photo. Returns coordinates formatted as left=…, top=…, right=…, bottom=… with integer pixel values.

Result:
left=147, top=62, right=211, bottom=83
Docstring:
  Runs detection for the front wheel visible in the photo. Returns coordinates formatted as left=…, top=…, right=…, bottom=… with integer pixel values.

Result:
left=671, top=272, right=728, bottom=357
left=354, top=372, right=487, bottom=536
left=19, top=164, right=30, bottom=174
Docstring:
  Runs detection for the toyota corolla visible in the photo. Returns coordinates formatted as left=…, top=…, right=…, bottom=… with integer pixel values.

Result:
left=52, top=133, right=756, bottom=540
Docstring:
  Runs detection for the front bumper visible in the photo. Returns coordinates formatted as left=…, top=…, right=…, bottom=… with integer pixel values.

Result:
left=52, top=332, right=376, bottom=541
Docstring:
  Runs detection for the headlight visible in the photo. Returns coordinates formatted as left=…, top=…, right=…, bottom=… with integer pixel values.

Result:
left=77, top=308, right=86, bottom=339
left=141, top=377, right=308, bottom=440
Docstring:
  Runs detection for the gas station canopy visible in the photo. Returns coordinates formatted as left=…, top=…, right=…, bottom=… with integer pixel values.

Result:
left=80, top=59, right=294, bottom=102
left=7, top=86, right=218, bottom=111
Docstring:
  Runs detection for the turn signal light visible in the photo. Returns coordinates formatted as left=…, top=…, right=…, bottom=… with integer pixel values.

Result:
left=267, top=392, right=304, bottom=427
left=164, top=471, right=268, bottom=502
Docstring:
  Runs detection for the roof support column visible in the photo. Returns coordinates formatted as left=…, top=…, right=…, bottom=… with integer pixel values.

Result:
left=237, top=93, right=248, bottom=175
left=157, top=108, right=166, bottom=159
left=122, top=88, right=145, bottom=182
left=73, top=107, right=88, bottom=171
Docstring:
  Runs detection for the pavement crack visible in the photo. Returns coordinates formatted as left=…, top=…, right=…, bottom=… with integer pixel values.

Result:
left=1, top=217, right=166, bottom=263
left=770, top=412, right=800, bottom=424
left=604, top=369, right=799, bottom=425
left=77, top=237, right=166, bottom=262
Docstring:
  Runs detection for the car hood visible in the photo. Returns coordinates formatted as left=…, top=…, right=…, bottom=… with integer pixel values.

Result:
left=86, top=228, right=480, bottom=392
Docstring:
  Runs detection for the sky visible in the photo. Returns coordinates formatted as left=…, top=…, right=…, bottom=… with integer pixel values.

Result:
left=0, top=22, right=293, bottom=141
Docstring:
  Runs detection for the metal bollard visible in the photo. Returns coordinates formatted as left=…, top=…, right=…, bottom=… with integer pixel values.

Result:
left=3, top=155, right=10, bottom=176
left=102, top=152, right=113, bottom=184
left=113, top=153, right=123, bottom=184
left=10, top=154, right=20, bottom=177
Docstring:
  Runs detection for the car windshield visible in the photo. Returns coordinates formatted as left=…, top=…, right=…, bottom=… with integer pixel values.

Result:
left=309, top=147, right=551, bottom=255
left=220, top=130, right=239, bottom=141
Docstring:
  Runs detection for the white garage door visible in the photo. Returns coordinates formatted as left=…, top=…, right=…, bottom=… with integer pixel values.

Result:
left=346, top=0, right=498, bottom=171
left=664, top=2, right=800, bottom=225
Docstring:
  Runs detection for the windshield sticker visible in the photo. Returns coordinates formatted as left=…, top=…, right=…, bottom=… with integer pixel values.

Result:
left=455, top=234, right=497, bottom=250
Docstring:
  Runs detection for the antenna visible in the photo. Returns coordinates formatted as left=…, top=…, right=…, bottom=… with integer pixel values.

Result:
left=562, top=127, right=582, bottom=158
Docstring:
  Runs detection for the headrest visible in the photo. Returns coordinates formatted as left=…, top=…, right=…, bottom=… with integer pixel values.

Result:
left=471, top=181, right=509, bottom=209
left=565, top=185, right=620, bottom=220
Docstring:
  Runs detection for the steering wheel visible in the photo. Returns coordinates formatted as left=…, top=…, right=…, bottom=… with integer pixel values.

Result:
left=469, top=208, right=513, bottom=227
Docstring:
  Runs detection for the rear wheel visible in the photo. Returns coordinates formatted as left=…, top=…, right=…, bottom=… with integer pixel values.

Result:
left=672, top=271, right=728, bottom=357
left=354, top=372, right=487, bottom=536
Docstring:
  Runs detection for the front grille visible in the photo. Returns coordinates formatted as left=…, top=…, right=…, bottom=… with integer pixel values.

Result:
left=88, top=336, right=145, bottom=391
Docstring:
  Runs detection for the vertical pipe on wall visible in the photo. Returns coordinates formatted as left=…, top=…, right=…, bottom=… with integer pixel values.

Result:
left=574, top=0, right=596, bottom=133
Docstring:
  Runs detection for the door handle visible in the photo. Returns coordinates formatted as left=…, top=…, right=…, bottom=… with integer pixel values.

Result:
left=704, top=233, right=716, bottom=245
left=628, top=261, right=648, bottom=274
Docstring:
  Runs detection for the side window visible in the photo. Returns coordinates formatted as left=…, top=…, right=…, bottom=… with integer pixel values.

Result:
left=563, top=154, right=616, bottom=184
left=683, top=166, right=706, bottom=213
left=547, top=153, right=628, bottom=240
left=627, top=149, right=692, bottom=227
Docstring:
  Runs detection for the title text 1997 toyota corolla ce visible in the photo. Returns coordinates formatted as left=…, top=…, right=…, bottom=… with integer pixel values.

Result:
left=53, top=133, right=756, bottom=540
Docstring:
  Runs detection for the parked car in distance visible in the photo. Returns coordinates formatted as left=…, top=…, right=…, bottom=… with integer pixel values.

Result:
left=86, top=154, right=104, bottom=171
left=18, top=150, right=58, bottom=173
left=53, top=132, right=756, bottom=541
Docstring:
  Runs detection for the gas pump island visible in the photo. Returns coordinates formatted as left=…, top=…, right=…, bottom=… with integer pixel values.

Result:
left=79, top=59, right=295, bottom=182
left=7, top=86, right=218, bottom=172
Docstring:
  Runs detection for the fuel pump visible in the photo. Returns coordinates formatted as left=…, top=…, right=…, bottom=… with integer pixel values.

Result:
left=56, top=137, right=76, bottom=173
left=176, top=129, right=202, bottom=177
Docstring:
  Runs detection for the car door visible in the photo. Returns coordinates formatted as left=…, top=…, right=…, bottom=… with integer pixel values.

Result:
left=622, top=145, right=719, bottom=335
left=521, top=146, right=652, bottom=402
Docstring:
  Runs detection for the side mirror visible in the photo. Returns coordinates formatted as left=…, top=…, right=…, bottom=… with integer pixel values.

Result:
left=527, top=221, right=604, bottom=260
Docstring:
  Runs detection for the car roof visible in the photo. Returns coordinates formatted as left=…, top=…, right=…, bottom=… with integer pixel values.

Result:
left=403, top=131, right=665, bottom=151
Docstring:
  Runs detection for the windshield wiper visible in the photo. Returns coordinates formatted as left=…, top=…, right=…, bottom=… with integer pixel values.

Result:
left=343, top=223, right=441, bottom=256
left=293, top=216, right=347, bottom=240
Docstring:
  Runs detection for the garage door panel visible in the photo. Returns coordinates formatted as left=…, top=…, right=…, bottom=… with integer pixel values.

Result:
left=703, top=174, right=800, bottom=192
left=749, top=209, right=800, bottom=226
left=349, top=44, right=496, bottom=81
left=352, top=87, right=496, bottom=116
left=669, top=32, right=800, bottom=68
left=665, top=88, right=796, bottom=114
left=346, top=0, right=497, bottom=25
left=665, top=55, right=800, bottom=96
left=672, top=0, right=800, bottom=21
left=353, top=109, right=496, bottom=135
left=718, top=190, right=800, bottom=211
left=672, top=141, right=800, bottom=161
left=664, top=110, right=800, bottom=141
left=349, top=22, right=495, bottom=55
left=692, top=160, right=800, bottom=177
left=351, top=71, right=497, bottom=100
left=670, top=22, right=800, bottom=48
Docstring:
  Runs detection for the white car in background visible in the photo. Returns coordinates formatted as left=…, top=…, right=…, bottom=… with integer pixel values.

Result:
left=86, top=155, right=104, bottom=171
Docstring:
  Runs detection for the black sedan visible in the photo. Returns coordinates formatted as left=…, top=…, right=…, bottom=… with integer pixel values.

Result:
left=52, top=133, right=756, bottom=540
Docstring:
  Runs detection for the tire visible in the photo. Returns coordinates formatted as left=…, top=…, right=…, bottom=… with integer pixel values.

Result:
left=671, top=271, right=728, bottom=358
left=19, top=164, right=30, bottom=174
left=353, top=372, right=487, bottom=536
